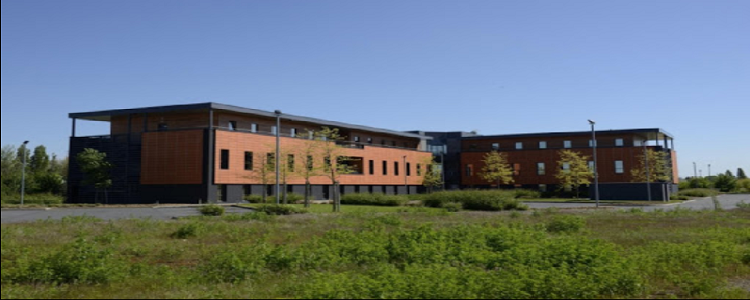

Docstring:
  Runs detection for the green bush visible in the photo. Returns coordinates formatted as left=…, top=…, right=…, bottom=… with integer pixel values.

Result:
left=671, top=195, right=691, bottom=201
left=441, top=202, right=463, bottom=212
left=687, top=177, right=713, bottom=189
left=199, top=205, right=225, bottom=217
left=255, top=205, right=308, bottom=216
left=11, top=239, right=123, bottom=285
left=678, top=189, right=718, bottom=198
left=1, top=193, right=64, bottom=206
left=546, top=215, right=586, bottom=234
left=424, top=190, right=525, bottom=211
left=340, top=193, right=409, bottom=207
left=243, top=194, right=266, bottom=204
left=514, top=189, right=541, bottom=199
left=171, top=223, right=204, bottom=239
left=284, top=192, right=305, bottom=203
left=736, top=202, right=750, bottom=209
left=734, top=179, right=750, bottom=193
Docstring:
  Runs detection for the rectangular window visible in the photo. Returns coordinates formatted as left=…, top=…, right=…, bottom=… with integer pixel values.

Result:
left=466, top=164, right=473, bottom=177
left=271, top=126, right=277, bottom=135
left=588, top=161, right=595, bottom=171
left=539, top=141, right=547, bottom=149
left=229, top=121, right=237, bottom=131
left=564, top=140, right=572, bottom=149
left=244, top=152, right=253, bottom=171
left=158, top=123, right=168, bottom=131
left=417, top=164, right=422, bottom=176
left=634, top=139, right=643, bottom=147
left=492, top=143, right=500, bottom=151
left=615, top=138, right=624, bottom=147
left=291, top=128, right=297, bottom=137
left=288, top=155, right=295, bottom=173
left=368, top=138, right=373, bottom=144
left=267, top=153, right=275, bottom=169
left=325, top=157, right=332, bottom=171
left=589, top=140, right=597, bottom=147
left=540, top=184, right=547, bottom=192
left=563, top=163, right=571, bottom=173
left=615, top=161, right=624, bottom=174
left=395, top=162, right=400, bottom=176
left=537, top=163, right=546, bottom=175
left=407, top=163, right=412, bottom=176
left=383, top=161, right=388, bottom=175
left=354, top=136, right=360, bottom=143
left=307, top=156, right=314, bottom=171
left=221, top=150, right=230, bottom=170
left=251, top=123, right=258, bottom=133
left=516, top=142, right=523, bottom=150
left=369, top=160, right=375, bottom=175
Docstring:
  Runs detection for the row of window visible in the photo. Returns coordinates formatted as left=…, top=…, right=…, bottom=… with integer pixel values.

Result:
left=220, top=150, right=423, bottom=177
left=354, top=136, right=410, bottom=148
left=466, top=161, right=626, bottom=177
left=483, top=138, right=630, bottom=151
left=227, top=121, right=410, bottom=148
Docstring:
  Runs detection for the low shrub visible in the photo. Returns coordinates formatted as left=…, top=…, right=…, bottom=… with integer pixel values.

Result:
left=255, top=205, right=308, bottom=216
left=283, top=192, right=305, bottom=203
left=441, top=202, right=463, bottom=212
left=1, top=193, right=64, bottom=206
left=514, top=189, right=541, bottom=199
left=671, top=195, right=691, bottom=201
left=424, top=190, right=525, bottom=211
left=341, top=193, right=409, bottom=207
left=734, top=179, right=750, bottom=193
left=171, top=223, right=204, bottom=239
left=243, top=195, right=266, bottom=204
left=546, top=215, right=586, bottom=234
left=12, top=239, right=123, bottom=285
left=678, top=189, right=718, bottom=198
left=737, top=202, right=750, bottom=209
left=199, top=205, right=225, bottom=217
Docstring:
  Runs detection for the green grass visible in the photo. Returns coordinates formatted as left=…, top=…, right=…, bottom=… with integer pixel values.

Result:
left=241, top=204, right=441, bottom=214
left=2, top=208, right=749, bottom=299
left=520, top=198, right=686, bottom=205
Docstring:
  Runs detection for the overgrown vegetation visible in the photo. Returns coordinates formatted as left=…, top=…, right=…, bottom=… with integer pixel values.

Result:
left=198, top=205, right=225, bottom=217
left=1, top=144, right=68, bottom=205
left=423, top=190, right=529, bottom=211
left=678, top=188, right=720, bottom=198
left=2, top=208, right=748, bottom=299
left=254, top=204, right=308, bottom=215
left=340, top=193, right=409, bottom=207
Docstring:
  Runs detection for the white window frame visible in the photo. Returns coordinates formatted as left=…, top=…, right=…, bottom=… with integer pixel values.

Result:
left=251, top=124, right=258, bottom=133
left=539, top=141, right=547, bottom=149
left=492, top=143, right=500, bottom=151
left=563, top=163, right=571, bottom=173
left=516, top=142, right=523, bottom=150
left=615, top=138, right=624, bottom=147
left=564, top=141, right=572, bottom=149
left=537, top=163, right=546, bottom=175
left=615, top=161, right=625, bottom=174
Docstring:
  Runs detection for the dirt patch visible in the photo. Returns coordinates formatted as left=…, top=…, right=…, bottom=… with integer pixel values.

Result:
left=731, top=278, right=750, bottom=292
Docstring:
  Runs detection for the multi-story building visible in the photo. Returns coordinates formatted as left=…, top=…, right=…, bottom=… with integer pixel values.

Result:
left=459, top=129, right=678, bottom=199
left=68, top=103, right=433, bottom=204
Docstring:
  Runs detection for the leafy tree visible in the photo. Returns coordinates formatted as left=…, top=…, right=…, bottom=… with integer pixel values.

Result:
left=687, top=177, right=713, bottom=189
left=2, top=146, right=22, bottom=194
left=556, top=150, right=593, bottom=199
left=725, top=170, right=735, bottom=178
left=480, top=151, right=514, bottom=189
left=295, top=130, right=326, bottom=208
left=16, top=145, right=30, bottom=165
left=76, top=148, right=113, bottom=204
left=738, top=168, right=747, bottom=180
left=713, top=173, right=737, bottom=193
left=246, top=150, right=276, bottom=204
left=30, top=146, right=50, bottom=174
left=35, top=173, right=64, bottom=195
left=631, top=149, right=672, bottom=183
left=421, top=157, right=444, bottom=194
left=316, top=127, right=356, bottom=213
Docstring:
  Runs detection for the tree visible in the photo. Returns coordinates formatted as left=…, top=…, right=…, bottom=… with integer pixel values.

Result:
left=714, top=173, right=737, bottom=193
left=725, top=170, right=735, bottom=178
left=480, top=151, right=514, bottom=189
left=295, top=130, right=326, bottom=208
left=421, top=157, right=444, bottom=194
left=631, top=149, right=671, bottom=183
left=246, top=150, right=276, bottom=204
left=76, top=148, right=113, bottom=204
left=30, top=146, right=50, bottom=175
left=556, top=150, right=593, bottom=199
left=2, top=146, right=22, bottom=195
left=738, top=168, right=747, bottom=180
left=316, top=127, right=356, bottom=213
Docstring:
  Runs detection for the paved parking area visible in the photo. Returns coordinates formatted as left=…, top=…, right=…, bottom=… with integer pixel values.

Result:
left=1, top=195, right=747, bottom=224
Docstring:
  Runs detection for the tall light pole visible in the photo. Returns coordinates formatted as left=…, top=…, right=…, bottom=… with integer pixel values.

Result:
left=440, top=151, right=446, bottom=191
left=708, top=164, right=712, bottom=178
left=693, top=162, right=698, bottom=179
left=20, top=141, right=29, bottom=206
left=644, top=141, right=652, bottom=201
left=588, top=120, right=600, bottom=208
left=275, top=110, right=282, bottom=205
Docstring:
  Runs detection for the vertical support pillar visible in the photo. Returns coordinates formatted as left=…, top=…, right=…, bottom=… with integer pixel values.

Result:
left=144, top=114, right=149, bottom=133
left=71, top=118, right=77, bottom=137
left=126, top=114, right=132, bottom=202
left=206, top=108, right=215, bottom=204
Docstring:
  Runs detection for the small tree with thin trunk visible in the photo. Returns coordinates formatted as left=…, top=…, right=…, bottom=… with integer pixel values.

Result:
left=316, top=127, right=355, bottom=213
left=421, top=157, right=444, bottom=194
left=480, top=151, right=514, bottom=189
left=555, top=150, right=593, bottom=199
left=296, top=130, right=326, bottom=208
left=631, top=149, right=671, bottom=183
left=738, top=168, right=747, bottom=180
left=246, top=150, right=276, bottom=204
left=76, top=148, right=113, bottom=204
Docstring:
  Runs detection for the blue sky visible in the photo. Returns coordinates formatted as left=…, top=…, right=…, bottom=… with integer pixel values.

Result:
left=2, top=0, right=748, bottom=177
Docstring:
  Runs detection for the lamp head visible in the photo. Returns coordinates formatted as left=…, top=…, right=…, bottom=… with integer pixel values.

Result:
left=588, top=120, right=596, bottom=125
left=23, top=141, right=29, bottom=145
left=274, top=110, right=282, bottom=116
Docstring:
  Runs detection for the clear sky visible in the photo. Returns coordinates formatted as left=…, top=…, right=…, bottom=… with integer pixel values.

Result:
left=2, top=0, right=748, bottom=178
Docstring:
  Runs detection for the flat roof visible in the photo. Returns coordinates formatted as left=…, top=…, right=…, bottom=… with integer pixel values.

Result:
left=70, top=103, right=431, bottom=140
left=462, top=128, right=674, bottom=140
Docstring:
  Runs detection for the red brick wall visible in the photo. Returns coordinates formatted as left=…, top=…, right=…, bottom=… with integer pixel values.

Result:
left=141, top=130, right=204, bottom=185
left=214, top=130, right=432, bottom=186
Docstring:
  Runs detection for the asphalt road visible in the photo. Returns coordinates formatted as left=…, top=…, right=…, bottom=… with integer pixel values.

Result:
left=1, top=195, right=748, bottom=224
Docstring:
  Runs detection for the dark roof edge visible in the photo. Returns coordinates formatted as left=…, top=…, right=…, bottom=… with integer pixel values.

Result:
left=70, top=102, right=431, bottom=140
left=462, top=128, right=674, bottom=140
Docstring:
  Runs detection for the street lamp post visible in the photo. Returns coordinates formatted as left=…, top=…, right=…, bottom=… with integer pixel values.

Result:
left=708, top=164, right=712, bottom=178
left=403, top=156, right=408, bottom=195
left=588, top=120, right=600, bottom=208
left=275, top=110, right=282, bottom=206
left=693, top=162, right=698, bottom=179
left=21, top=141, right=29, bottom=206
left=440, top=151, right=446, bottom=191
